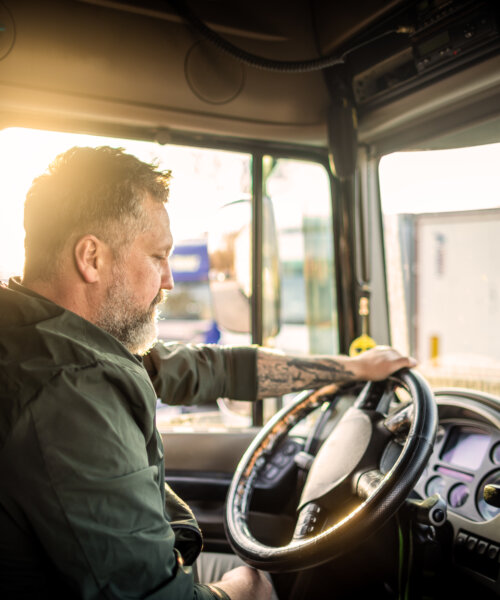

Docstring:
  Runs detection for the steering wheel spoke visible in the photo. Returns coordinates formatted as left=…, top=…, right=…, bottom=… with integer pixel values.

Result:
left=356, top=469, right=385, bottom=500
left=383, top=402, right=414, bottom=438
left=354, top=380, right=391, bottom=411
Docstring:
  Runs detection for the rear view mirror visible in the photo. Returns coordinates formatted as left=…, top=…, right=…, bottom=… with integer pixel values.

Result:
left=208, top=198, right=280, bottom=338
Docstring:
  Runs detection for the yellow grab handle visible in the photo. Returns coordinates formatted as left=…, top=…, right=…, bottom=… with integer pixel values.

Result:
left=349, top=333, right=377, bottom=356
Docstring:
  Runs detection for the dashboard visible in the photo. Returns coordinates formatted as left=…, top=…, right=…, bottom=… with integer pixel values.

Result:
left=191, top=386, right=500, bottom=594
left=414, top=389, right=500, bottom=594
left=414, top=420, right=500, bottom=522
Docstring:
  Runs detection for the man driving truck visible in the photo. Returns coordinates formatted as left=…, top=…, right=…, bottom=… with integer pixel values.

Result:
left=0, top=146, right=417, bottom=599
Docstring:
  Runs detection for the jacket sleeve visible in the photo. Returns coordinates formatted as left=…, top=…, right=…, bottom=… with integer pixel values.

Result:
left=7, top=363, right=227, bottom=600
left=144, top=343, right=258, bottom=405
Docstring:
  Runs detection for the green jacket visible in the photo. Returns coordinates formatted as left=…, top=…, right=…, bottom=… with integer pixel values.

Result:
left=0, top=278, right=257, bottom=599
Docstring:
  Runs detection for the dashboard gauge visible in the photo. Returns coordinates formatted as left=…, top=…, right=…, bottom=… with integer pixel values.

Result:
left=426, top=475, right=446, bottom=498
left=491, top=442, right=500, bottom=466
left=477, top=471, right=500, bottom=521
left=448, top=483, right=469, bottom=508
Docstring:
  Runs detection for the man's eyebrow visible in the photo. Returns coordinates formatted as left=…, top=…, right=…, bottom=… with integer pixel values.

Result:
left=156, top=237, right=173, bottom=252
left=152, top=242, right=173, bottom=257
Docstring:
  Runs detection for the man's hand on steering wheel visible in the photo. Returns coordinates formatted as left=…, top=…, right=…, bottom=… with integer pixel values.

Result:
left=349, top=346, right=418, bottom=381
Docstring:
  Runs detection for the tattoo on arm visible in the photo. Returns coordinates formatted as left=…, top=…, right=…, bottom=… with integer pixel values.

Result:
left=256, top=351, right=355, bottom=398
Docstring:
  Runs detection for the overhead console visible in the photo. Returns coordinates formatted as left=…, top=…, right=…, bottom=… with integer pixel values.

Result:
left=348, top=0, right=500, bottom=111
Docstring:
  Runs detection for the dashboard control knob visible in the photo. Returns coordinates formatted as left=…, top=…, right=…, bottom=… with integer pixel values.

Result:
left=483, top=484, right=500, bottom=508
left=406, top=493, right=448, bottom=527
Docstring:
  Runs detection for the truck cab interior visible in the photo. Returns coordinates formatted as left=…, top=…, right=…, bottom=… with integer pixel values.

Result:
left=2, top=0, right=500, bottom=598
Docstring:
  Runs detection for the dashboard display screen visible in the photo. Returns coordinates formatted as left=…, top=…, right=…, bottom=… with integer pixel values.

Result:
left=441, top=427, right=490, bottom=470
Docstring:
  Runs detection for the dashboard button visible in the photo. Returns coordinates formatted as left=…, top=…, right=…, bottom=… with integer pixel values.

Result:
left=456, top=531, right=468, bottom=547
left=272, top=453, right=289, bottom=467
left=476, top=540, right=488, bottom=555
left=467, top=536, right=478, bottom=551
left=487, top=544, right=499, bottom=561
left=282, top=442, right=297, bottom=456
left=264, top=465, right=279, bottom=480
left=433, top=508, right=446, bottom=524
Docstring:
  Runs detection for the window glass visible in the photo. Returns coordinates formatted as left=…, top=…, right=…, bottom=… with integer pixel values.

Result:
left=223, top=157, right=337, bottom=425
left=379, top=143, right=500, bottom=395
left=264, top=157, right=337, bottom=356
left=209, top=157, right=337, bottom=426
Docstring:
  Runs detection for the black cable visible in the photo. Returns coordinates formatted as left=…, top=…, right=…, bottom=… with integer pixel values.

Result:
left=308, top=0, right=324, bottom=59
left=167, top=0, right=414, bottom=73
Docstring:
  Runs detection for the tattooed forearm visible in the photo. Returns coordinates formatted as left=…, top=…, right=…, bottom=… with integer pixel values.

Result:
left=256, top=350, right=355, bottom=398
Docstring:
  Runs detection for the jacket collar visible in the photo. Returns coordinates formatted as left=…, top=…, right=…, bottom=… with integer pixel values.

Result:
left=3, top=276, right=142, bottom=365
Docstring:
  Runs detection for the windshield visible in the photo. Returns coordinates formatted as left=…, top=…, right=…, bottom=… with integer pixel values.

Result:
left=379, top=143, right=500, bottom=395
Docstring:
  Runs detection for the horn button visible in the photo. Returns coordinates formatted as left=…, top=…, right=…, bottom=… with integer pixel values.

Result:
left=298, top=407, right=390, bottom=510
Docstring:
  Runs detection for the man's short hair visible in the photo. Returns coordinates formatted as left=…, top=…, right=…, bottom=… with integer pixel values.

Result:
left=23, top=146, right=171, bottom=282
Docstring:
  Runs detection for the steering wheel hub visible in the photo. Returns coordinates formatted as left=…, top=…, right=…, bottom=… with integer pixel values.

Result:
left=299, top=407, right=386, bottom=510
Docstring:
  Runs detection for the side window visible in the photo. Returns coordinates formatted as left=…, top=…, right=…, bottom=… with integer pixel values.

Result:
left=208, top=157, right=338, bottom=426
left=264, top=157, right=338, bottom=356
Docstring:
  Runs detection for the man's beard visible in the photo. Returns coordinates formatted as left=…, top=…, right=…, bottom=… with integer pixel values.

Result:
left=95, top=276, right=166, bottom=355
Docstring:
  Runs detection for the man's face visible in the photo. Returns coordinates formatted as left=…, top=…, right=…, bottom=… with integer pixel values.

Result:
left=95, top=196, right=174, bottom=354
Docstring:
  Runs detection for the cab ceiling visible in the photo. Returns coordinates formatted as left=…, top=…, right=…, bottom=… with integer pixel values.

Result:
left=0, top=0, right=405, bottom=147
left=1, top=0, right=500, bottom=151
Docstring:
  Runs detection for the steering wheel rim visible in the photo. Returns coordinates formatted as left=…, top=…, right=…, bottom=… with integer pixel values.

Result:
left=224, top=369, right=437, bottom=572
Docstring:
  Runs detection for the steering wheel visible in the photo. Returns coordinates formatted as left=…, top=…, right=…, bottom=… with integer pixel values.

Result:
left=224, top=369, right=437, bottom=572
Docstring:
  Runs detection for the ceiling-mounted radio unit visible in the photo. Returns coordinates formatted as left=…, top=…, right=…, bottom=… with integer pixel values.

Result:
left=353, top=0, right=500, bottom=108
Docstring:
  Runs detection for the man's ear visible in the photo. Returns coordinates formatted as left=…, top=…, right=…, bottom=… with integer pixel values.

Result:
left=73, top=235, right=108, bottom=283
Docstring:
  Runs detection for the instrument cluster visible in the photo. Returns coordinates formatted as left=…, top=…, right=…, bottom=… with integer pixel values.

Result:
left=415, top=420, right=500, bottom=522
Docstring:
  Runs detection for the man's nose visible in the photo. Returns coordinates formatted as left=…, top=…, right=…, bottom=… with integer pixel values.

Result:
left=161, top=262, right=174, bottom=291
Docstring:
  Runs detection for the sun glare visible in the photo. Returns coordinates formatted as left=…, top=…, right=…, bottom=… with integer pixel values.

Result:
left=0, top=127, right=250, bottom=281
left=380, top=143, right=500, bottom=214
left=0, top=128, right=158, bottom=280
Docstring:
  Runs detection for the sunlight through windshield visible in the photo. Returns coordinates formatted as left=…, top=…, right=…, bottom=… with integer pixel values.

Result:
left=0, top=127, right=250, bottom=280
left=380, top=143, right=500, bottom=395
